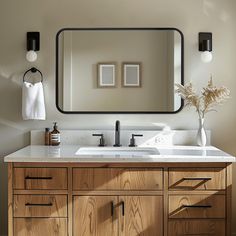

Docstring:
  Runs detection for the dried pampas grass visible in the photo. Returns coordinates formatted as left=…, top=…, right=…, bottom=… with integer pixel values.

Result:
left=175, top=77, right=230, bottom=118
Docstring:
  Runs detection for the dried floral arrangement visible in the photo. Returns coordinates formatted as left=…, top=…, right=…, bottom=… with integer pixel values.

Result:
left=175, top=77, right=230, bottom=119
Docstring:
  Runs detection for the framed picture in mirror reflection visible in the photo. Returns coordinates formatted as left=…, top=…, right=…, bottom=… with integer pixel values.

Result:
left=122, top=62, right=142, bottom=87
left=97, top=62, right=116, bottom=87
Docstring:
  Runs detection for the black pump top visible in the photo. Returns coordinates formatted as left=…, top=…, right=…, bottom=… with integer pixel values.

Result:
left=53, top=122, right=58, bottom=130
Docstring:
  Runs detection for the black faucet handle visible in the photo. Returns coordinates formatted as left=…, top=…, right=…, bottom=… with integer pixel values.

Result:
left=92, top=134, right=105, bottom=147
left=129, top=134, right=143, bottom=147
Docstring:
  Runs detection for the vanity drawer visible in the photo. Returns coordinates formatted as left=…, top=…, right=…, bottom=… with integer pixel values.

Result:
left=14, top=218, right=67, bottom=236
left=13, top=195, right=67, bottom=217
left=73, top=168, right=163, bottom=190
left=13, top=168, right=68, bottom=190
left=169, top=195, right=225, bottom=219
left=120, top=168, right=163, bottom=190
left=168, top=220, right=225, bottom=235
left=169, top=168, right=225, bottom=190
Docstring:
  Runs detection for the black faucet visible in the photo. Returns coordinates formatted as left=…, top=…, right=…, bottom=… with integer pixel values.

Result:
left=113, top=120, right=121, bottom=147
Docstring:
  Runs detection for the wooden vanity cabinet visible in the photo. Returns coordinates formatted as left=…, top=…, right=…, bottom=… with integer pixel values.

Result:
left=73, top=195, right=163, bottom=236
left=8, top=163, right=232, bottom=236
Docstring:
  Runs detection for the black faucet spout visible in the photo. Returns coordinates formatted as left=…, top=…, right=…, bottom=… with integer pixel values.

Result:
left=113, top=120, right=121, bottom=147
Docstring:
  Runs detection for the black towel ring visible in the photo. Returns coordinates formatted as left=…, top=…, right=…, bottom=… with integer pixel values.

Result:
left=23, top=67, right=43, bottom=83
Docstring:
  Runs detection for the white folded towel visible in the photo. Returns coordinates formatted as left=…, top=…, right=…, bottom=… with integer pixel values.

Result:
left=22, top=82, right=46, bottom=120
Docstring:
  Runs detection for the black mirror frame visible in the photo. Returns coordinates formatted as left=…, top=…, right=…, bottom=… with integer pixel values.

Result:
left=56, top=27, right=184, bottom=114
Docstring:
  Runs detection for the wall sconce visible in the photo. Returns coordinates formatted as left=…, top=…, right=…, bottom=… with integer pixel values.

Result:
left=199, top=32, right=212, bottom=63
left=26, top=32, right=40, bottom=62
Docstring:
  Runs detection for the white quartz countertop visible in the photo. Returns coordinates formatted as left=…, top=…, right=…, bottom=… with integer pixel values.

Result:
left=4, top=145, right=235, bottom=163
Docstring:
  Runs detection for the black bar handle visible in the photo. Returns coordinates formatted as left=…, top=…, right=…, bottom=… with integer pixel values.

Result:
left=92, top=134, right=103, bottom=137
left=183, top=177, right=212, bottom=181
left=25, top=176, right=53, bottom=180
left=111, top=201, right=114, bottom=216
left=121, top=201, right=125, bottom=216
left=132, top=134, right=143, bottom=138
left=182, top=205, right=212, bottom=208
left=25, top=203, right=53, bottom=207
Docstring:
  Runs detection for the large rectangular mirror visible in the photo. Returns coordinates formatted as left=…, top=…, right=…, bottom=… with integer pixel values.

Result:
left=56, top=28, right=184, bottom=113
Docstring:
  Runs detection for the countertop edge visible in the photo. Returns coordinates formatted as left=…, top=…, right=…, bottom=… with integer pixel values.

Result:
left=4, top=145, right=236, bottom=163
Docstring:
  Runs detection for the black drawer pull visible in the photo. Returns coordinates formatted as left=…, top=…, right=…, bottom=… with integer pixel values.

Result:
left=111, top=201, right=114, bottom=216
left=25, top=203, right=53, bottom=207
left=182, top=205, right=212, bottom=208
left=25, top=176, right=53, bottom=180
left=121, top=201, right=125, bottom=216
left=183, top=177, right=212, bottom=181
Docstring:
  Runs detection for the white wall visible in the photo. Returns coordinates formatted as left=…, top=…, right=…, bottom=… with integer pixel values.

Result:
left=0, top=0, right=236, bottom=234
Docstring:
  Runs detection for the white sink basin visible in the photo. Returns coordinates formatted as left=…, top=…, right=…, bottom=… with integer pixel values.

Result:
left=75, top=147, right=159, bottom=156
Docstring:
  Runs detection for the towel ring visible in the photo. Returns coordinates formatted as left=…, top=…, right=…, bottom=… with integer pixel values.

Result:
left=23, top=67, right=43, bottom=83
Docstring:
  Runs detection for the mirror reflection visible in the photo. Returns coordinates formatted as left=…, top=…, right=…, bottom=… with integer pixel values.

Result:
left=56, top=28, right=183, bottom=113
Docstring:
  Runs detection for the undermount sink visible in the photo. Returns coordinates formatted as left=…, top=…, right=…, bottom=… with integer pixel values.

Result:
left=75, top=147, right=160, bottom=156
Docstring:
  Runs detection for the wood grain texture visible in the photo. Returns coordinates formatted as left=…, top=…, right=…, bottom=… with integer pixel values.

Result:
left=13, top=168, right=67, bottom=190
left=120, top=168, right=163, bottom=190
left=226, top=164, right=232, bottom=236
left=73, top=168, right=162, bottom=190
left=163, top=167, right=168, bottom=236
left=169, top=168, right=226, bottom=190
left=68, top=167, right=73, bottom=236
left=13, top=162, right=227, bottom=168
left=73, top=196, right=118, bottom=236
left=8, top=163, right=13, bottom=236
left=13, top=195, right=67, bottom=217
left=119, top=196, right=163, bottom=236
left=8, top=163, right=231, bottom=236
left=14, top=190, right=68, bottom=195
left=168, top=219, right=225, bottom=235
left=73, top=168, right=120, bottom=190
left=169, top=194, right=225, bottom=219
left=72, top=190, right=163, bottom=196
left=14, top=218, right=67, bottom=236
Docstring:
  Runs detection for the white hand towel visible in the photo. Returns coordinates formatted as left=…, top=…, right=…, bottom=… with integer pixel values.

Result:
left=22, top=82, right=46, bottom=120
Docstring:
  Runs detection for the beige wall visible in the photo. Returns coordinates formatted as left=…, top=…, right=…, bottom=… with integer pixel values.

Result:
left=0, top=0, right=236, bottom=234
left=59, top=30, right=181, bottom=112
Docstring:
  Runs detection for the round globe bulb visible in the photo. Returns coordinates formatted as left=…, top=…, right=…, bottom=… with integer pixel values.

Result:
left=201, top=51, right=213, bottom=63
left=26, top=50, right=37, bottom=62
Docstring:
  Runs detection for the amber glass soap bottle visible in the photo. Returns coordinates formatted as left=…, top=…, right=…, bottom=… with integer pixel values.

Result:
left=50, top=122, right=60, bottom=146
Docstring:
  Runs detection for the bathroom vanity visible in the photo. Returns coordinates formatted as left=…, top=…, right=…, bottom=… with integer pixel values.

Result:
left=5, top=145, right=235, bottom=236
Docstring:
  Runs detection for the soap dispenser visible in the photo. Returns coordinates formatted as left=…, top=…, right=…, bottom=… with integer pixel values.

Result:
left=50, top=122, right=60, bottom=146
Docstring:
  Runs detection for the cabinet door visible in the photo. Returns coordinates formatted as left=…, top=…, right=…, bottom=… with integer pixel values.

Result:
left=73, top=196, right=118, bottom=236
left=119, top=196, right=163, bottom=236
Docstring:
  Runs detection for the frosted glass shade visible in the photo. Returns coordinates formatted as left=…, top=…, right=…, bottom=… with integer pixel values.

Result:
left=201, top=51, right=213, bottom=63
left=26, top=50, right=37, bottom=62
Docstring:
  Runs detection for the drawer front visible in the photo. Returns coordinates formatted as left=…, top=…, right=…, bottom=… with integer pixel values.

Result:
left=14, top=195, right=67, bottom=217
left=73, top=168, right=163, bottom=190
left=169, top=195, right=225, bottom=219
left=120, top=168, right=162, bottom=190
left=13, top=168, right=68, bottom=190
left=14, top=218, right=67, bottom=236
left=169, top=168, right=225, bottom=190
left=168, top=220, right=225, bottom=235
left=73, top=168, right=120, bottom=190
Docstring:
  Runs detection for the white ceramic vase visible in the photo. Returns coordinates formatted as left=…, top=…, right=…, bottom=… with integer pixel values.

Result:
left=197, top=118, right=207, bottom=146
